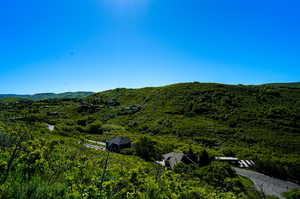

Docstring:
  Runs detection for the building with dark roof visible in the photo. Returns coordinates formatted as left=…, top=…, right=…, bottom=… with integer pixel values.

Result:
left=106, top=136, right=132, bottom=152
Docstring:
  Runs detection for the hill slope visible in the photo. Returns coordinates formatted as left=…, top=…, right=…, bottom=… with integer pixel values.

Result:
left=88, top=82, right=300, bottom=143
left=30, top=91, right=94, bottom=100
left=0, top=91, right=94, bottom=101
left=263, top=82, right=300, bottom=88
left=1, top=82, right=300, bottom=183
left=83, top=82, right=300, bottom=180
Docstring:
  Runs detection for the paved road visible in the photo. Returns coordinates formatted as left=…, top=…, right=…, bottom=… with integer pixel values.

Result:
left=234, top=168, right=300, bottom=199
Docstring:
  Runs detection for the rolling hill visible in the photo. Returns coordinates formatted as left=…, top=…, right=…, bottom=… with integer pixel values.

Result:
left=1, top=82, right=300, bottom=198
left=263, top=82, right=300, bottom=88
left=0, top=91, right=94, bottom=101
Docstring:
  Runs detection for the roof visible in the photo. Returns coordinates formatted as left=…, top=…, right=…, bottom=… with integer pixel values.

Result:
left=215, top=157, right=239, bottom=161
left=107, top=136, right=131, bottom=145
left=163, top=152, right=185, bottom=161
left=162, top=152, right=186, bottom=169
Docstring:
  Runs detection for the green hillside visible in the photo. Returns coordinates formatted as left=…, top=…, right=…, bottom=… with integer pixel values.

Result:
left=0, top=91, right=94, bottom=101
left=30, top=91, right=94, bottom=100
left=0, top=82, right=299, bottom=198
left=0, top=97, right=30, bottom=103
left=88, top=82, right=300, bottom=143
left=263, top=82, right=300, bottom=88
left=84, top=82, right=300, bottom=179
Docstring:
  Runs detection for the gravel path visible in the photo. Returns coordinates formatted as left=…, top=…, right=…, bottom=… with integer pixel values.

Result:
left=76, top=141, right=106, bottom=151
left=86, top=139, right=106, bottom=146
left=234, top=168, right=300, bottom=199
left=82, top=143, right=106, bottom=151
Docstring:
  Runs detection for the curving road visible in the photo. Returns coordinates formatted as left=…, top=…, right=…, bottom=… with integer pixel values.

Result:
left=82, top=143, right=106, bottom=151
left=234, top=168, right=300, bottom=199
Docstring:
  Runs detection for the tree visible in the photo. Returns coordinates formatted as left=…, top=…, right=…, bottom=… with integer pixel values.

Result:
left=134, top=136, right=159, bottom=161
left=198, top=150, right=211, bottom=167
left=86, top=120, right=103, bottom=134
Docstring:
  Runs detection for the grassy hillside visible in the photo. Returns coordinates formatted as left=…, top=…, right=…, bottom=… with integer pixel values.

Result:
left=0, top=82, right=299, bottom=198
left=263, top=82, right=300, bottom=88
left=0, top=97, right=31, bottom=103
left=30, top=91, right=94, bottom=100
left=0, top=91, right=94, bottom=101
left=88, top=82, right=300, bottom=143
left=83, top=82, right=300, bottom=179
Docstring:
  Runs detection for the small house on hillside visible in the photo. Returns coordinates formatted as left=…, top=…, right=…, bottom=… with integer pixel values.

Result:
left=156, top=152, right=194, bottom=169
left=106, top=136, right=132, bottom=152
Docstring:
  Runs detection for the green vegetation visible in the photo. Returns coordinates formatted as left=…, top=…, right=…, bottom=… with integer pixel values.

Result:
left=29, top=92, right=94, bottom=101
left=0, top=82, right=299, bottom=198
left=282, top=189, right=300, bottom=199
left=0, top=91, right=93, bottom=102
left=133, top=136, right=160, bottom=161
left=86, top=120, right=104, bottom=134
left=263, top=82, right=300, bottom=88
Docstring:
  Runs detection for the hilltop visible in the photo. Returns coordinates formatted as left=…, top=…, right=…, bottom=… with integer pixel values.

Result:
left=263, top=82, right=300, bottom=88
left=29, top=91, right=94, bottom=100
left=0, top=91, right=94, bottom=101
left=87, top=82, right=300, bottom=141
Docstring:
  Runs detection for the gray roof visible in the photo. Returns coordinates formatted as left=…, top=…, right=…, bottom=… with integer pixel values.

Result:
left=163, top=152, right=185, bottom=161
left=107, top=136, right=131, bottom=146
left=163, top=152, right=186, bottom=169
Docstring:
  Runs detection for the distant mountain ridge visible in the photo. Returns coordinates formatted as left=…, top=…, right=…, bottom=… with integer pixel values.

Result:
left=0, top=94, right=31, bottom=98
left=0, top=91, right=94, bottom=101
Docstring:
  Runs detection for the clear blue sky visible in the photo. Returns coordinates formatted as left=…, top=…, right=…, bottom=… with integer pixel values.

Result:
left=0, top=0, right=299, bottom=94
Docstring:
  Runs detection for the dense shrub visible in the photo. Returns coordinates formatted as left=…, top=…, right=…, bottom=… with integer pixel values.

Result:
left=283, top=189, right=300, bottom=199
left=134, top=136, right=160, bottom=161
left=86, top=120, right=103, bottom=134
left=54, top=124, right=78, bottom=137
left=255, top=159, right=300, bottom=182
left=194, top=162, right=237, bottom=189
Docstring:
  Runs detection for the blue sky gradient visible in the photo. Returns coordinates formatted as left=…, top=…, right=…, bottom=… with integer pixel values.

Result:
left=0, top=0, right=299, bottom=94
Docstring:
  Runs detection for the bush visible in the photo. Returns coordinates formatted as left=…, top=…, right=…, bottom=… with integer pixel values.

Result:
left=198, top=150, right=211, bottom=167
left=194, top=161, right=237, bottom=188
left=86, top=120, right=103, bottom=134
left=255, top=159, right=288, bottom=180
left=77, top=116, right=95, bottom=126
left=134, top=136, right=160, bottom=161
left=283, top=189, right=300, bottom=199
left=54, top=124, right=78, bottom=137
left=120, top=148, right=135, bottom=155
